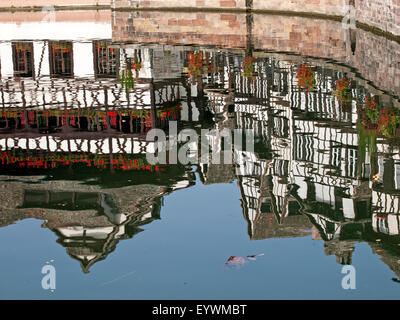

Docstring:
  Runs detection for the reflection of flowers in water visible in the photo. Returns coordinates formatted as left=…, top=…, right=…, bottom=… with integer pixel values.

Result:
left=0, top=151, right=165, bottom=172
left=334, top=77, right=352, bottom=105
left=187, top=51, right=204, bottom=78
left=186, top=51, right=213, bottom=80
left=51, top=42, right=72, bottom=53
left=296, top=64, right=316, bottom=91
left=1, top=106, right=181, bottom=122
left=96, top=42, right=118, bottom=55
left=131, top=57, right=142, bottom=72
left=242, top=56, right=256, bottom=79
left=224, top=254, right=264, bottom=269
left=360, top=96, right=400, bottom=138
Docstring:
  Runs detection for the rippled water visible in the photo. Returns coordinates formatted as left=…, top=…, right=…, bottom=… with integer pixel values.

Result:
left=0, top=32, right=400, bottom=299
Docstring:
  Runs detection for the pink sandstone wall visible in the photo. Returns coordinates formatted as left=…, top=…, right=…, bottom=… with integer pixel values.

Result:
left=0, top=0, right=109, bottom=6
left=114, top=0, right=246, bottom=9
left=355, top=0, right=400, bottom=36
left=114, top=0, right=346, bottom=15
left=253, top=0, right=347, bottom=16
left=1, top=0, right=398, bottom=36
left=113, top=0, right=399, bottom=36
left=0, top=10, right=110, bottom=23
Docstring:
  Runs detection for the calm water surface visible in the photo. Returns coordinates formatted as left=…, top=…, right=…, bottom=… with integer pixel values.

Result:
left=0, top=17, right=400, bottom=299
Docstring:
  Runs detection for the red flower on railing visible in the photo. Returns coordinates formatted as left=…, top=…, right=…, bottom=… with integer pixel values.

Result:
left=297, top=64, right=316, bottom=91
left=187, top=51, right=204, bottom=78
left=51, top=43, right=72, bottom=54
left=360, top=96, right=400, bottom=137
left=186, top=51, right=213, bottom=79
left=0, top=151, right=166, bottom=172
left=96, top=42, right=118, bottom=55
left=334, top=77, right=352, bottom=104
left=242, top=57, right=255, bottom=78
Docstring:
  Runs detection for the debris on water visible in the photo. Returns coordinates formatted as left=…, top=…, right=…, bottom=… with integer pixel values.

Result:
left=392, top=278, right=400, bottom=284
left=247, top=253, right=264, bottom=260
left=224, top=254, right=264, bottom=269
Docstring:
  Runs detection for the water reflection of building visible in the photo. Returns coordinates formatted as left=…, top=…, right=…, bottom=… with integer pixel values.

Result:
left=0, top=166, right=194, bottom=273
left=0, top=40, right=209, bottom=272
left=2, top=43, right=400, bottom=276
left=0, top=40, right=212, bottom=137
left=194, top=49, right=400, bottom=271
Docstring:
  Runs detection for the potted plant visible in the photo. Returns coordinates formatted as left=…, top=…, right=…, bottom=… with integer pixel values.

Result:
left=360, top=96, right=400, bottom=138
left=242, top=56, right=256, bottom=79
left=334, top=77, right=352, bottom=107
left=297, top=64, right=316, bottom=91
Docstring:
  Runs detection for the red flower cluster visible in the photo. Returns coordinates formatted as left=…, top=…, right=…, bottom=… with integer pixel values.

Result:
left=335, top=77, right=351, bottom=91
left=187, top=51, right=213, bottom=78
left=0, top=152, right=165, bottom=172
left=187, top=51, right=204, bottom=78
left=361, top=96, right=400, bottom=137
left=159, top=104, right=182, bottom=121
left=377, top=108, right=396, bottom=134
left=188, top=51, right=203, bottom=65
left=296, top=64, right=316, bottom=90
left=242, top=57, right=254, bottom=68
left=242, top=57, right=255, bottom=77
left=52, top=48, right=70, bottom=53
left=365, top=97, right=377, bottom=108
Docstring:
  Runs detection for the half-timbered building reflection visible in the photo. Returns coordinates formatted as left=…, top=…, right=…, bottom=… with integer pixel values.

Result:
left=1, top=43, right=400, bottom=275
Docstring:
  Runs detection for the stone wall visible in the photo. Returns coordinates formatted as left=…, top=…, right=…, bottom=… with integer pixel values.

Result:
left=113, top=11, right=247, bottom=48
left=113, top=11, right=400, bottom=97
left=114, top=0, right=345, bottom=14
left=1, top=0, right=109, bottom=7
left=355, top=0, right=400, bottom=36
left=114, top=0, right=246, bottom=9
left=113, top=0, right=399, bottom=36
left=0, top=10, right=110, bottom=23
left=253, top=0, right=347, bottom=16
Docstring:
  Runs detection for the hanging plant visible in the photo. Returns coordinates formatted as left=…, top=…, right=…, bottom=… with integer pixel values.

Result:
left=360, top=96, right=400, bottom=138
left=297, top=64, right=316, bottom=91
left=187, top=51, right=204, bottom=78
left=334, top=77, right=352, bottom=104
left=186, top=51, right=213, bottom=80
left=242, top=56, right=256, bottom=79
